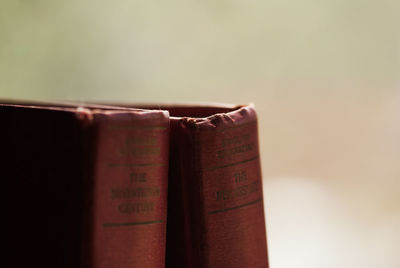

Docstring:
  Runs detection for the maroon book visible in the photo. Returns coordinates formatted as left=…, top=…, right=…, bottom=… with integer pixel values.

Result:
left=3, top=102, right=169, bottom=267
left=94, top=103, right=270, bottom=267
left=164, top=104, right=269, bottom=268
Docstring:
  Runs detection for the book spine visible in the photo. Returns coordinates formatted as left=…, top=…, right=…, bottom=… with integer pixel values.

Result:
left=168, top=106, right=269, bottom=268
left=87, top=112, right=169, bottom=268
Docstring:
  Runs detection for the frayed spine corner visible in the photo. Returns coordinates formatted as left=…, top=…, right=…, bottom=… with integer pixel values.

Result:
left=76, top=107, right=94, bottom=123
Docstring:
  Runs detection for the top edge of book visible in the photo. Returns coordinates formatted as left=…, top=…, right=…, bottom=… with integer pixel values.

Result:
left=1, top=99, right=256, bottom=126
left=106, top=102, right=257, bottom=130
left=174, top=104, right=257, bottom=130
left=97, top=101, right=255, bottom=120
left=0, top=99, right=170, bottom=117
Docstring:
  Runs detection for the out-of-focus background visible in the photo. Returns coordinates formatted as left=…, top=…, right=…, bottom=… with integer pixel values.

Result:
left=1, top=1, right=399, bottom=267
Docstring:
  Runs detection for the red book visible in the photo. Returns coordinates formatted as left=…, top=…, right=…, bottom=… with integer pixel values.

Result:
left=3, top=102, right=169, bottom=267
left=163, top=104, right=269, bottom=268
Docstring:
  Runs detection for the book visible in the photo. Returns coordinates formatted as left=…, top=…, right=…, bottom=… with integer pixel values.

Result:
left=164, top=104, right=269, bottom=268
left=108, top=103, right=270, bottom=267
left=3, top=102, right=169, bottom=267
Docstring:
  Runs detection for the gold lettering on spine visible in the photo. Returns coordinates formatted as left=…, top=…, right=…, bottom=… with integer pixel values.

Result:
left=111, top=187, right=161, bottom=199
left=118, top=202, right=155, bottom=214
left=110, top=131, right=162, bottom=216
left=216, top=181, right=259, bottom=201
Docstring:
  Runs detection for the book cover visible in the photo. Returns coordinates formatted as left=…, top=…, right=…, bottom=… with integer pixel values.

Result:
left=3, top=102, right=169, bottom=267
left=165, top=104, right=269, bottom=268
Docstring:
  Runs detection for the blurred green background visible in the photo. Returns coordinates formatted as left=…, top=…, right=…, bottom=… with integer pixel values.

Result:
left=1, top=1, right=399, bottom=267
left=1, top=0, right=398, bottom=101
